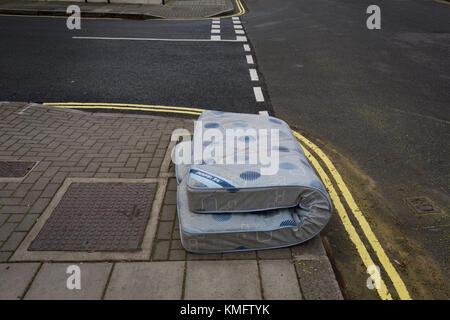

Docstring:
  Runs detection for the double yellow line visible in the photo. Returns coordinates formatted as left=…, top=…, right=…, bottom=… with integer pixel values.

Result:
left=44, top=102, right=204, bottom=116
left=44, top=101, right=411, bottom=300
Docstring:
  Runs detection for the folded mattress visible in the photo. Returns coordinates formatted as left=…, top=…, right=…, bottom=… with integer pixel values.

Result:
left=177, top=178, right=332, bottom=253
left=182, top=110, right=331, bottom=213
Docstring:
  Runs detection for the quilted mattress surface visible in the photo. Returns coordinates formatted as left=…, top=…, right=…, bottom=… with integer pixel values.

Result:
left=176, top=110, right=331, bottom=213
left=176, top=178, right=332, bottom=253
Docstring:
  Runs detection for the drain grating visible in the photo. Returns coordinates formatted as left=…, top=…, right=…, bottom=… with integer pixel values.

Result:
left=406, top=196, right=440, bottom=214
left=0, top=161, right=37, bottom=178
left=29, top=183, right=157, bottom=251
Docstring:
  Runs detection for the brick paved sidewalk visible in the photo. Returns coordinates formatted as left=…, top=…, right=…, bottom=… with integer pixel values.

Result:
left=0, top=102, right=343, bottom=300
left=0, top=0, right=236, bottom=19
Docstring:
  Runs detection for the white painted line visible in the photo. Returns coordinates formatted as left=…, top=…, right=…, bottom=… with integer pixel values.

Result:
left=235, top=29, right=245, bottom=35
left=236, top=36, right=248, bottom=42
left=210, top=35, right=221, bottom=41
left=246, top=55, right=254, bottom=64
left=243, top=44, right=251, bottom=51
left=211, top=29, right=221, bottom=34
left=212, top=24, right=220, bottom=29
left=232, top=17, right=240, bottom=21
left=253, top=87, right=264, bottom=102
left=233, top=20, right=242, bottom=25
left=249, top=69, right=259, bottom=81
left=73, top=36, right=248, bottom=42
left=212, top=20, right=220, bottom=24
left=259, top=111, right=269, bottom=116
left=234, top=25, right=243, bottom=29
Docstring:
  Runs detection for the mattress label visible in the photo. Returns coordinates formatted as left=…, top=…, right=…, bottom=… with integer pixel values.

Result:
left=189, top=168, right=235, bottom=189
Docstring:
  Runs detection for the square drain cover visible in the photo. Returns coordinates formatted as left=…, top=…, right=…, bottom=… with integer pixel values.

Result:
left=0, top=161, right=36, bottom=178
left=29, top=183, right=156, bottom=251
left=406, top=196, right=440, bottom=214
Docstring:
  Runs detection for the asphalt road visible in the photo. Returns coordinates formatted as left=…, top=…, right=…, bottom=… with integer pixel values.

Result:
left=0, top=0, right=448, bottom=299
left=243, top=0, right=449, bottom=299
left=0, top=16, right=271, bottom=114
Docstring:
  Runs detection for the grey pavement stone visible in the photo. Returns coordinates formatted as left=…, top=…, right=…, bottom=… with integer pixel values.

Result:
left=0, top=222, right=17, bottom=241
left=167, top=178, right=177, bottom=190
left=29, top=198, right=50, bottom=213
left=187, top=252, right=222, bottom=260
left=0, top=205, right=29, bottom=214
left=22, top=190, right=42, bottom=206
left=222, top=250, right=257, bottom=260
left=259, top=260, right=302, bottom=300
left=0, top=251, right=11, bottom=262
left=171, top=239, right=184, bottom=250
left=169, top=249, right=186, bottom=261
left=25, top=263, right=112, bottom=300
left=292, top=236, right=327, bottom=260
left=0, top=263, right=40, bottom=300
left=7, top=214, right=23, bottom=223
left=1, top=232, right=26, bottom=251
left=0, top=214, right=9, bottom=226
left=164, top=190, right=177, bottom=205
left=152, top=240, right=170, bottom=261
left=105, top=262, right=185, bottom=300
left=257, top=247, right=292, bottom=260
left=0, top=197, right=22, bottom=205
left=185, top=260, right=262, bottom=299
left=157, top=221, right=173, bottom=240
left=295, top=259, right=343, bottom=300
left=16, top=214, right=40, bottom=232
left=160, top=205, right=176, bottom=221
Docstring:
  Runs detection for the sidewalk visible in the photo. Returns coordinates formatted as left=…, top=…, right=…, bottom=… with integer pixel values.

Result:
left=0, top=102, right=343, bottom=300
left=0, top=0, right=236, bottom=19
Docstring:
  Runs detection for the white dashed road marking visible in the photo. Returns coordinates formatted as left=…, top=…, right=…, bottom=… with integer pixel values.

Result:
left=253, top=87, right=265, bottom=102
left=211, top=19, right=220, bottom=40
left=249, top=69, right=259, bottom=81
left=246, top=55, right=254, bottom=64
left=243, top=44, right=250, bottom=52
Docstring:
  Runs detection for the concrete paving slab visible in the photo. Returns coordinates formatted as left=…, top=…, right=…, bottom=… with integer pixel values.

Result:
left=295, top=259, right=343, bottom=300
left=292, top=236, right=327, bottom=260
left=259, top=260, right=302, bottom=300
left=104, top=261, right=185, bottom=300
left=24, top=263, right=112, bottom=300
left=0, top=263, right=40, bottom=300
left=185, top=260, right=261, bottom=299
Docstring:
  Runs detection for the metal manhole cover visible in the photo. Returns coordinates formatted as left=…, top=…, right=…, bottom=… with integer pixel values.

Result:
left=0, top=161, right=37, bottom=178
left=406, top=196, right=440, bottom=214
left=29, top=183, right=157, bottom=251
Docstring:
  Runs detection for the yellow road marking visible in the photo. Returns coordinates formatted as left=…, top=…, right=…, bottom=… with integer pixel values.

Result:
left=0, top=0, right=246, bottom=20
left=44, top=102, right=412, bottom=299
left=44, top=102, right=206, bottom=113
left=293, top=131, right=412, bottom=300
left=46, top=105, right=202, bottom=116
left=299, top=144, right=392, bottom=300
